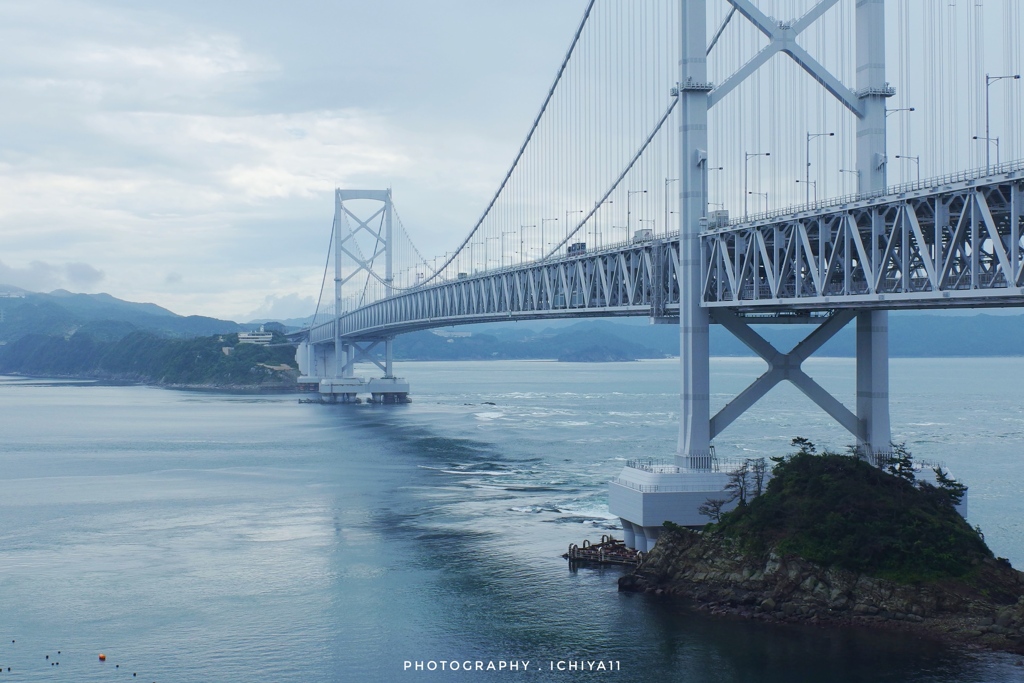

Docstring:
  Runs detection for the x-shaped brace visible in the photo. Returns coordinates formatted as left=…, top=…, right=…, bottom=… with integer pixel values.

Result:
left=338, top=205, right=388, bottom=286
left=709, top=309, right=863, bottom=440
left=708, top=0, right=863, bottom=117
left=348, top=341, right=387, bottom=375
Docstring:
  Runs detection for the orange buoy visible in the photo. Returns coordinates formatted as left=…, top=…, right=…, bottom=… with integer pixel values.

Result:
left=98, top=654, right=106, bottom=662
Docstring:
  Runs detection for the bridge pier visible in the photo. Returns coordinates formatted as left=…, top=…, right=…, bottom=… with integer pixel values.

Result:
left=610, top=0, right=895, bottom=549
left=296, top=340, right=411, bottom=403
left=857, top=311, right=892, bottom=459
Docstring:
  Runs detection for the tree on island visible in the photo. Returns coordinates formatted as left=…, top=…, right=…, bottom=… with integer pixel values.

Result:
left=749, top=457, right=768, bottom=497
left=697, top=498, right=728, bottom=523
left=933, top=465, right=968, bottom=506
left=886, top=442, right=916, bottom=483
left=725, top=460, right=751, bottom=506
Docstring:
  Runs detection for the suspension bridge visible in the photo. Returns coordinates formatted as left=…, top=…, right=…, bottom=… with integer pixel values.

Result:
left=294, top=0, right=1024, bottom=551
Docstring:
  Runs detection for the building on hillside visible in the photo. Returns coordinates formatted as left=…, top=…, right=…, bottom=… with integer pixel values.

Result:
left=238, top=325, right=273, bottom=345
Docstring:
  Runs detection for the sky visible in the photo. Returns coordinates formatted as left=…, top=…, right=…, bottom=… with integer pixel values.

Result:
left=0, top=0, right=588, bottom=320
left=1, top=1, right=1021, bottom=322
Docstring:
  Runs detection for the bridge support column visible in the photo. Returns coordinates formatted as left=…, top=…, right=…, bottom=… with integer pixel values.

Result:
left=856, top=311, right=891, bottom=458
left=676, top=0, right=712, bottom=470
left=854, top=0, right=892, bottom=461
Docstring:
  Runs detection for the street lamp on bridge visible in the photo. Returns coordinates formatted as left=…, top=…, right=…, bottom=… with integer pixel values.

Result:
left=627, top=190, right=647, bottom=238
left=744, top=152, right=770, bottom=220
left=973, top=136, right=1001, bottom=167
left=565, top=209, right=583, bottom=250
left=894, top=154, right=920, bottom=183
left=984, top=73, right=1020, bottom=173
left=839, top=168, right=861, bottom=194
left=748, top=191, right=768, bottom=215
left=664, top=178, right=678, bottom=235
left=805, top=132, right=834, bottom=204
left=519, top=225, right=535, bottom=265
left=540, top=218, right=558, bottom=258
left=885, top=106, right=915, bottom=117
left=795, top=179, right=817, bottom=202
left=501, top=230, right=515, bottom=268
left=485, top=236, right=499, bottom=269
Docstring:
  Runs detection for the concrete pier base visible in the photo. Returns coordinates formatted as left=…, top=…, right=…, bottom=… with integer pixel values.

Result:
left=610, top=461, right=738, bottom=550
left=315, top=377, right=411, bottom=403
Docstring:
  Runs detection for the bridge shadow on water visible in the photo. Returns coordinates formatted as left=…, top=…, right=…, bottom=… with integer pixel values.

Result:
left=311, top=401, right=1024, bottom=683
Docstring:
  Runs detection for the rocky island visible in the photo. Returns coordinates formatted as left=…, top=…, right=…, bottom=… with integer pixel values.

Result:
left=619, top=443, right=1024, bottom=654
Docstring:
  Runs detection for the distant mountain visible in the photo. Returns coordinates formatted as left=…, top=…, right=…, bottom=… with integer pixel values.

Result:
left=4, top=284, right=1024, bottom=362
left=392, top=323, right=665, bottom=362
left=392, top=313, right=1024, bottom=360
left=246, top=316, right=313, bottom=330
left=0, top=289, right=242, bottom=343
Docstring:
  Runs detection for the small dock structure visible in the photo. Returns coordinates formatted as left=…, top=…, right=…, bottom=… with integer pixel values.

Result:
left=564, top=535, right=643, bottom=566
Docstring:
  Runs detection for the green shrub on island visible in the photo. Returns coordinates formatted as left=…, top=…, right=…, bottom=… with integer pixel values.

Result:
left=705, top=441, right=989, bottom=584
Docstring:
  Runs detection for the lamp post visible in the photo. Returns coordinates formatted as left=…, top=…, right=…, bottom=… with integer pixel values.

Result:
left=985, top=73, right=1020, bottom=173
left=894, top=154, right=920, bottom=183
left=627, top=189, right=647, bottom=237
left=805, top=132, right=834, bottom=204
left=501, top=230, right=515, bottom=267
left=795, top=179, right=817, bottom=202
left=565, top=209, right=583, bottom=249
left=885, top=106, right=916, bottom=117
left=748, top=191, right=768, bottom=214
left=704, top=166, right=723, bottom=218
left=664, top=178, right=679, bottom=235
left=519, top=225, right=535, bottom=265
left=839, top=168, right=861, bottom=194
left=973, top=136, right=1001, bottom=167
left=485, top=236, right=499, bottom=269
left=744, top=152, right=770, bottom=220
left=540, top=218, right=558, bottom=259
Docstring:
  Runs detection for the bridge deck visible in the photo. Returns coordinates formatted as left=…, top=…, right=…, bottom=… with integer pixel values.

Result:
left=307, top=165, right=1024, bottom=343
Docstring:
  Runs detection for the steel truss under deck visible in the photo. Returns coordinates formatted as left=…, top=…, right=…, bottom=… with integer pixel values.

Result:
left=308, top=239, right=681, bottom=343
left=703, top=167, right=1024, bottom=311
left=307, top=166, right=1024, bottom=347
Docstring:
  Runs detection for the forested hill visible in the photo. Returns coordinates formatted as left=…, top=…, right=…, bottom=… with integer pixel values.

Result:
left=0, top=289, right=242, bottom=342
left=0, top=331, right=297, bottom=389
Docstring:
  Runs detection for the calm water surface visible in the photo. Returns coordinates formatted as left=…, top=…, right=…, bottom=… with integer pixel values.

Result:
left=1, top=358, right=1023, bottom=682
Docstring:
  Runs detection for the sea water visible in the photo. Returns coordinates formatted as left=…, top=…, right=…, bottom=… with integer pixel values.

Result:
left=1, top=358, right=1023, bottom=682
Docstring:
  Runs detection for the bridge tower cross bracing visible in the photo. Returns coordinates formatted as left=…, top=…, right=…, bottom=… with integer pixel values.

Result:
left=298, top=188, right=409, bottom=403
left=696, top=0, right=894, bottom=459
left=613, top=0, right=896, bottom=550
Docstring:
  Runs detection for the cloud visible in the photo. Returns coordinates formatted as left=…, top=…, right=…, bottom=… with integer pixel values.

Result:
left=0, top=259, right=105, bottom=292
left=65, top=261, right=105, bottom=286
left=0, top=0, right=586, bottom=319
left=243, top=293, right=316, bottom=322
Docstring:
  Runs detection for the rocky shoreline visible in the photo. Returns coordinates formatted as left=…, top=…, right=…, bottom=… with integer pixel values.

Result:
left=619, top=527, right=1024, bottom=654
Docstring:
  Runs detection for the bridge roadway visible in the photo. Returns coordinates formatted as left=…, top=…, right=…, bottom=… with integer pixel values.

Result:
left=307, top=162, right=1024, bottom=345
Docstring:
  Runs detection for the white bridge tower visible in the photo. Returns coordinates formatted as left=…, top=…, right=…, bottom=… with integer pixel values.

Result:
left=611, top=0, right=892, bottom=551
left=297, top=189, right=411, bottom=404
